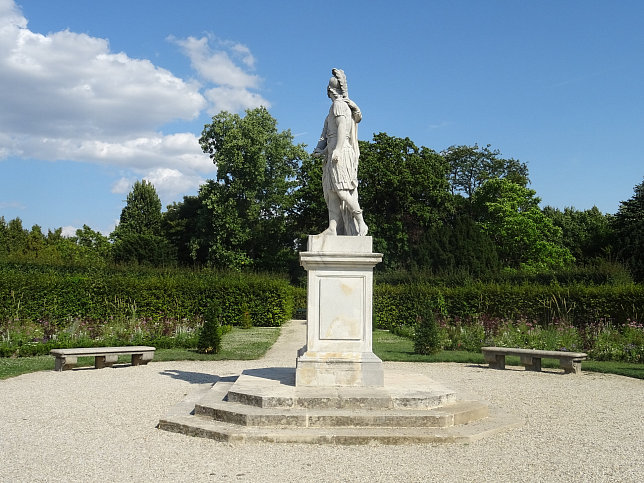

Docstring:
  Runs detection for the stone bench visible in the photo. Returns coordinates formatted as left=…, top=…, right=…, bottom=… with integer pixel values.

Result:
left=481, top=346, right=587, bottom=374
left=50, top=346, right=156, bottom=371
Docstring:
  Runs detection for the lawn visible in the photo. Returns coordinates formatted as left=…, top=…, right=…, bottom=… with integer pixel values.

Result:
left=1, top=327, right=642, bottom=380
left=0, top=326, right=280, bottom=380
left=372, top=330, right=644, bottom=380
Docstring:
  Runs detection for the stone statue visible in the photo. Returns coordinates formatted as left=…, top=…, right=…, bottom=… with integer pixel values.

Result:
left=312, top=68, right=368, bottom=236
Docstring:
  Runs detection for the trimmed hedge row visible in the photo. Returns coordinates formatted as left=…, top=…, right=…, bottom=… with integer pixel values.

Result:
left=374, top=283, right=644, bottom=330
left=0, top=266, right=293, bottom=328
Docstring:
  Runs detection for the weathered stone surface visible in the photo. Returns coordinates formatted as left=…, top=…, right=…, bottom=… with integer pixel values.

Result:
left=297, top=236, right=383, bottom=386
left=50, top=346, right=156, bottom=371
left=307, top=234, right=373, bottom=253
left=158, top=368, right=522, bottom=444
left=481, top=347, right=587, bottom=374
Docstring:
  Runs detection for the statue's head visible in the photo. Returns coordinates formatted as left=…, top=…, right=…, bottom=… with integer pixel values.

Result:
left=327, top=76, right=342, bottom=99
left=327, top=68, right=348, bottom=100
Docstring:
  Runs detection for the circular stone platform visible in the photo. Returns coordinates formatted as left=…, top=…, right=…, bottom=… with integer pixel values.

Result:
left=158, top=367, right=522, bottom=444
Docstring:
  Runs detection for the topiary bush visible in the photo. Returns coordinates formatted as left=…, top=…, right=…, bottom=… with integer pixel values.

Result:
left=197, top=300, right=223, bottom=354
left=413, top=310, right=441, bottom=355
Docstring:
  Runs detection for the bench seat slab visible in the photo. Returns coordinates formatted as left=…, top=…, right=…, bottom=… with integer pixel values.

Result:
left=51, top=346, right=155, bottom=371
left=481, top=347, right=587, bottom=375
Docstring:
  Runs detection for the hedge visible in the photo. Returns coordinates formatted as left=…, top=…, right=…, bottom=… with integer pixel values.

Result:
left=0, top=265, right=293, bottom=328
left=374, top=283, right=644, bottom=330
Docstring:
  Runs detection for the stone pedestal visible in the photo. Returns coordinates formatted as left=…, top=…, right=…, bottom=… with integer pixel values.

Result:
left=296, top=235, right=384, bottom=387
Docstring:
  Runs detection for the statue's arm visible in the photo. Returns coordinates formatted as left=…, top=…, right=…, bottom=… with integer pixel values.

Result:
left=332, top=114, right=347, bottom=163
left=345, top=98, right=362, bottom=123
left=313, top=119, right=328, bottom=156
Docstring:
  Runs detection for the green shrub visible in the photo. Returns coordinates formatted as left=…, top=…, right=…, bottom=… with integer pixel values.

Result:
left=291, top=286, right=307, bottom=319
left=0, top=263, right=294, bottom=356
left=240, top=303, right=253, bottom=329
left=437, top=317, right=489, bottom=352
left=413, top=311, right=441, bottom=355
left=374, top=282, right=644, bottom=330
left=587, top=321, right=644, bottom=363
left=0, top=264, right=293, bottom=328
left=197, top=301, right=222, bottom=354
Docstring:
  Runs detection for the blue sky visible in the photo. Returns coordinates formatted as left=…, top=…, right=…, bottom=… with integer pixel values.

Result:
left=1, top=0, right=642, bottom=235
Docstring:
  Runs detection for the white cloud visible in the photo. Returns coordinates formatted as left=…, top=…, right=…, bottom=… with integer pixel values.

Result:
left=0, top=15, right=206, bottom=143
left=60, top=225, right=77, bottom=237
left=170, top=34, right=269, bottom=113
left=0, top=200, right=26, bottom=209
left=111, top=177, right=133, bottom=194
left=204, top=86, right=270, bottom=115
left=143, top=167, right=205, bottom=200
left=0, top=1, right=271, bottom=207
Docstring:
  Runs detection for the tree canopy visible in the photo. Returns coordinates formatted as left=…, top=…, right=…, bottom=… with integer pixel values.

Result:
left=111, top=180, right=172, bottom=265
left=1, top=109, right=635, bottom=281
left=357, top=133, right=452, bottom=270
left=473, top=178, right=573, bottom=271
left=194, top=107, right=307, bottom=270
left=442, top=144, right=529, bottom=198
left=612, top=178, right=644, bottom=281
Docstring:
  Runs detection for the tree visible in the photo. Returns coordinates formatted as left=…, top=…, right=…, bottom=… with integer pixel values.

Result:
left=292, top=152, right=326, bottom=248
left=357, top=133, right=452, bottom=270
left=543, top=206, right=613, bottom=262
left=473, top=178, right=573, bottom=271
left=2, top=217, right=28, bottom=259
left=413, top=210, right=499, bottom=276
left=442, top=144, right=529, bottom=199
left=162, top=196, right=203, bottom=265
left=196, top=107, right=307, bottom=270
left=113, top=180, right=163, bottom=237
left=25, top=224, right=46, bottom=259
left=612, top=178, right=644, bottom=281
left=111, top=180, right=173, bottom=265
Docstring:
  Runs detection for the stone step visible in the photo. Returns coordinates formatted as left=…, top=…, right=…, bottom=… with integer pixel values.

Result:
left=221, top=368, right=457, bottom=410
left=158, top=407, right=522, bottom=445
left=196, top=397, right=489, bottom=428
left=157, top=368, right=523, bottom=445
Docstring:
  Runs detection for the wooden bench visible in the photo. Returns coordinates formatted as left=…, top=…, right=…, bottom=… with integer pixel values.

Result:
left=50, top=346, right=156, bottom=371
left=481, top=346, right=587, bottom=374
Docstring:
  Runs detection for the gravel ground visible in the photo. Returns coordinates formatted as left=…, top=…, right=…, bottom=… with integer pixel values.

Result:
left=1, top=320, right=642, bottom=483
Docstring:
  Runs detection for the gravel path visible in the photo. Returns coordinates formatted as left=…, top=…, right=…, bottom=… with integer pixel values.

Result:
left=1, top=320, right=642, bottom=482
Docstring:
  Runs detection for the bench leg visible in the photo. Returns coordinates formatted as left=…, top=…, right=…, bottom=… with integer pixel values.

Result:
left=561, top=359, right=582, bottom=374
left=132, top=352, right=154, bottom=366
left=484, top=353, right=506, bottom=370
left=55, top=356, right=77, bottom=371
left=95, top=354, right=118, bottom=369
left=520, top=355, right=542, bottom=371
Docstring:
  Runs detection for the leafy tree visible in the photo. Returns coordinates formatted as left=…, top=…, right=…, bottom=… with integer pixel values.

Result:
left=2, top=217, right=28, bottom=259
left=473, top=178, right=573, bottom=271
left=442, top=144, right=529, bottom=199
left=162, top=196, right=203, bottom=265
left=413, top=210, right=499, bottom=276
left=292, top=152, right=326, bottom=249
left=196, top=107, right=306, bottom=270
left=0, top=218, right=5, bottom=258
left=543, top=206, right=613, bottom=262
left=357, top=133, right=452, bottom=270
left=74, top=225, right=111, bottom=255
left=612, top=178, right=644, bottom=281
left=113, top=180, right=163, bottom=237
left=111, top=180, right=173, bottom=265
left=25, top=224, right=46, bottom=259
